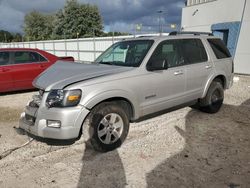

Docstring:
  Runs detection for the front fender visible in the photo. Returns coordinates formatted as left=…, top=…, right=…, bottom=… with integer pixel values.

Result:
left=81, top=89, right=140, bottom=120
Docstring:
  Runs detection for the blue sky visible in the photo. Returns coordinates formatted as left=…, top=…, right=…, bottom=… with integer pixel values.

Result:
left=0, top=0, right=184, bottom=34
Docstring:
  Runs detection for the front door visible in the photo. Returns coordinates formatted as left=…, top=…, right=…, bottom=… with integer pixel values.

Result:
left=141, top=39, right=186, bottom=116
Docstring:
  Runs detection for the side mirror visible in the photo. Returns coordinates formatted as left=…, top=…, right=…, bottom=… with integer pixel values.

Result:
left=147, top=59, right=168, bottom=71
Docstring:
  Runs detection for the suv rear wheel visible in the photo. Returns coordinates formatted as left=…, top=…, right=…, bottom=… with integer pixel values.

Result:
left=200, top=80, right=224, bottom=114
left=192, top=80, right=224, bottom=114
left=83, top=102, right=129, bottom=152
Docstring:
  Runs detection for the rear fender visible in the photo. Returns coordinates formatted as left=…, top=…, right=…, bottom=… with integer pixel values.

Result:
left=202, top=72, right=227, bottom=98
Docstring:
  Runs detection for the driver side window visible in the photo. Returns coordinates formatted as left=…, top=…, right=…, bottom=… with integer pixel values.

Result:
left=148, top=40, right=184, bottom=68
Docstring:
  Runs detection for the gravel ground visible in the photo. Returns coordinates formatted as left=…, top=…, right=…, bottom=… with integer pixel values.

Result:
left=0, top=76, right=249, bottom=188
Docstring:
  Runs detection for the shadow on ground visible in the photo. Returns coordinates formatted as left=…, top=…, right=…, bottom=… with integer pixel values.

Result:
left=146, top=99, right=250, bottom=188
left=77, top=144, right=127, bottom=188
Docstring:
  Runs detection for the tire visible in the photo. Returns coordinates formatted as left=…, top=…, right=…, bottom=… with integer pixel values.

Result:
left=83, top=102, right=130, bottom=152
left=189, top=102, right=201, bottom=110
left=199, top=80, right=224, bottom=114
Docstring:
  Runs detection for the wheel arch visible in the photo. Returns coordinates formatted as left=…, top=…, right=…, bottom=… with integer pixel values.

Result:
left=93, top=97, right=135, bottom=121
left=83, top=90, right=139, bottom=121
left=202, top=74, right=227, bottom=98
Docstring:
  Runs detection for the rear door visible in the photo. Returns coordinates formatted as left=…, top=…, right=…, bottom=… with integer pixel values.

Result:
left=180, top=38, right=212, bottom=101
left=10, top=51, right=49, bottom=90
left=0, top=51, right=13, bottom=92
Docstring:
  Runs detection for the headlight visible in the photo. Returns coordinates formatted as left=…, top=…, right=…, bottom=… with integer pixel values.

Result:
left=46, top=89, right=82, bottom=108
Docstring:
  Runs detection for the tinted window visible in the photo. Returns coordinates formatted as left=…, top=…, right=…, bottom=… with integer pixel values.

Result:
left=148, top=40, right=185, bottom=68
left=0, top=52, right=10, bottom=66
left=180, top=39, right=208, bottom=64
left=14, top=51, right=47, bottom=64
left=207, top=39, right=231, bottom=59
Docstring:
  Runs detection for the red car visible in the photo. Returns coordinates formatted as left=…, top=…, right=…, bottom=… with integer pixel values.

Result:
left=0, top=48, right=74, bottom=93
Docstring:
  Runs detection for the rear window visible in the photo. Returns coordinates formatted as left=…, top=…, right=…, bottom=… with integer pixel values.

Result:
left=180, top=39, right=208, bottom=64
left=207, top=39, right=231, bottom=59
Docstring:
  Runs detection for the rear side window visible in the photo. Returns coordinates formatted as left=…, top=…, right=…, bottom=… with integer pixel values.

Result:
left=207, top=39, right=231, bottom=59
left=180, top=39, right=208, bottom=64
left=14, top=51, right=47, bottom=64
left=0, top=52, right=10, bottom=66
left=30, top=52, right=47, bottom=62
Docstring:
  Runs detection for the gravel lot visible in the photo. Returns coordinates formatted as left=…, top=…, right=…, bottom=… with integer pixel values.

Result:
left=0, top=76, right=250, bottom=188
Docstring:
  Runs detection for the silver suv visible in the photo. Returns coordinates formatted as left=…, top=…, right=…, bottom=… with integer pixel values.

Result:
left=19, top=32, right=234, bottom=152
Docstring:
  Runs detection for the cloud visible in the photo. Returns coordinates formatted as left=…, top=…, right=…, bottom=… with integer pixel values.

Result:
left=0, top=0, right=184, bottom=34
left=0, top=1, right=25, bottom=33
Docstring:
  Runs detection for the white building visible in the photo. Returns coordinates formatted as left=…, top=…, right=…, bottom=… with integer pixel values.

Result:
left=182, top=0, right=250, bottom=74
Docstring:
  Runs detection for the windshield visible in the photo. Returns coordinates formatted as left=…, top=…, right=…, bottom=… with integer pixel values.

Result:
left=95, top=40, right=154, bottom=67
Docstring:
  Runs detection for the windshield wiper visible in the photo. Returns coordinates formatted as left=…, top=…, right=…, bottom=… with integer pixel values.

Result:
left=99, top=61, right=114, bottom=65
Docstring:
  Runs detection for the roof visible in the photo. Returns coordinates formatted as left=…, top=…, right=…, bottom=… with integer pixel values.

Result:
left=0, top=48, right=42, bottom=51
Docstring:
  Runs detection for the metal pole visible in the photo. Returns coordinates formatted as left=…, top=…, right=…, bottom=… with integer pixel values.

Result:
left=77, top=32, right=80, bottom=61
left=134, top=24, right=136, bottom=38
left=159, top=14, right=161, bottom=35
left=157, top=10, right=163, bottom=36
left=111, top=23, right=114, bottom=44
left=53, top=40, right=55, bottom=55
left=65, top=39, right=67, bottom=56
left=93, top=29, right=96, bottom=60
left=43, top=41, right=45, bottom=51
left=64, top=33, right=67, bottom=56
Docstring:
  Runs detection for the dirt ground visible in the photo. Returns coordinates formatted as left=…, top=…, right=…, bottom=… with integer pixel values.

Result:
left=0, top=76, right=250, bottom=188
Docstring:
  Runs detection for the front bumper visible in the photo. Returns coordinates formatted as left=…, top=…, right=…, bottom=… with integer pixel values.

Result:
left=19, top=103, right=90, bottom=140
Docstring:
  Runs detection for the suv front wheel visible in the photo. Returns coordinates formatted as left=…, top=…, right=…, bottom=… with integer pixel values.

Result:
left=83, top=102, right=130, bottom=152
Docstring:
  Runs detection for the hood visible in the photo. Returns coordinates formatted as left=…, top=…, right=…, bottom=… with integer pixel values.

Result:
left=33, top=61, right=133, bottom=91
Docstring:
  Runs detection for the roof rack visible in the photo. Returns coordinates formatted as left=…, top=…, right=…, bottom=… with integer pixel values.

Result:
left=169, top=31, right=213, bottom=36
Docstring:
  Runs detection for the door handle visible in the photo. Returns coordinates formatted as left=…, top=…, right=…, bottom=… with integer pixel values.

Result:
left=174, top=70, right=183, bottom=76
left=205, top=65, right=212, bottom=69
left=39, top=64, right=46, bottom=68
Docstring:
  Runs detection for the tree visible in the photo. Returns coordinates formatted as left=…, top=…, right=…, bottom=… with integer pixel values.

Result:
left=12, top=33, right=23, bottom=42
left=24, top=11, right=54, bottom=41
left=53, top=0, right=103, bottom=39
left=0, top=30, right=24, bottom=42
left=23, top=0, right=103, bottom=40
left=0, top=30, right=13, bottom=42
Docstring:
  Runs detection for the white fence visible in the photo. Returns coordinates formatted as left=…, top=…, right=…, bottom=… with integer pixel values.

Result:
left=0, top=36, right=135, bottom=62
left=0, top=34, right=164, bottom=62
